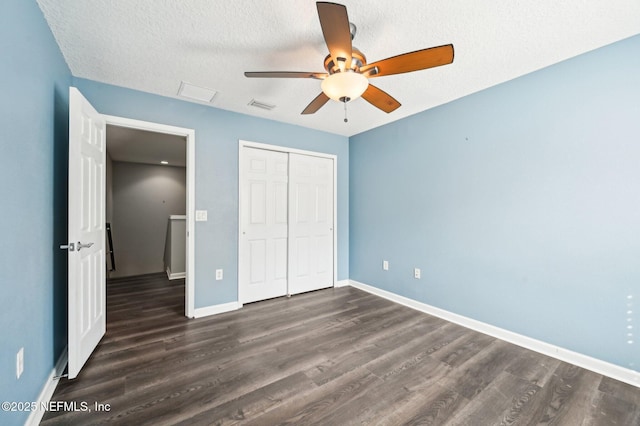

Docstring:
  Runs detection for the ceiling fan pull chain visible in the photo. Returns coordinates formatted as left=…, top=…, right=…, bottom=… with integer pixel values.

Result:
left=344, top=100, right=348, bottom=123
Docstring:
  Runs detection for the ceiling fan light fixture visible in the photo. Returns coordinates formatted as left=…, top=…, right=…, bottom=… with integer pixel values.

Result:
left=321, top=71, right=368, bottom=102
left=245, top=3, right=453, bottom=116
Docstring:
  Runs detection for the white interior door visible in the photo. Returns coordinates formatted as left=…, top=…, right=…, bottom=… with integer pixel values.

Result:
left=239, top=147, right=289, bottom=303
left=288, top=153, right=334, bottom=295
left=67, top=87, right=106, bottom=379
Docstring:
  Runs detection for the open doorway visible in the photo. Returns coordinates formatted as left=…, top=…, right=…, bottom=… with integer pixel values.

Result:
left=104, top=115, right=195, bottom=317
left=65, top=89, right=196, bottom=379
left=106, top=126, right=186, bottom=277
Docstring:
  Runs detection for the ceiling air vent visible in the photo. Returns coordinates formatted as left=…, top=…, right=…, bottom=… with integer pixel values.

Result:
left=248, top=99, right=276, bottom=111
left=177, top=81, right=217, bottom=103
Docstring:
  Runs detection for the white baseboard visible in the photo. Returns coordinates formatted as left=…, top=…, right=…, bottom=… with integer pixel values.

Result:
left=348, top=280, right=640, bottom=388
left=169, top=272, right=186, bottom=280
left=334, top=279, right=350, bottom=288
left=26, top=345, right=68, bottom=426
left=193, top=301, right=241, bottom=318
left=166, top=267, right=186, bottom=280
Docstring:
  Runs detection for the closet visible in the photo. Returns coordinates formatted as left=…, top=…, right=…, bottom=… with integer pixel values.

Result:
left=239, top=143, right=335, bottom=304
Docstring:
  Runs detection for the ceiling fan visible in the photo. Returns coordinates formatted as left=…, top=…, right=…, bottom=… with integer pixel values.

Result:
left=245, top=2, right=454, bottom=118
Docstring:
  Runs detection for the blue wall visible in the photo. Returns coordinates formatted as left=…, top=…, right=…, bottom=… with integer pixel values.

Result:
left=350, top=35, right=640, bottom=371
left=73, top=78, right=350, bottom=308
left=0, top=1, right=71, bottom=424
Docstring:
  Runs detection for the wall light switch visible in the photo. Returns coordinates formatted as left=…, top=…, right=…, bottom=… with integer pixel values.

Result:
left=195, top=210, right=208, bottom=221
left=383, top=260, right=389, bottom=271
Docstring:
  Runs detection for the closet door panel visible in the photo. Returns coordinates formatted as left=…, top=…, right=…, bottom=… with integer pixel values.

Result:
left=240, top=147, right=289, bottom=303
left=288, top=153, right=334, bottom=295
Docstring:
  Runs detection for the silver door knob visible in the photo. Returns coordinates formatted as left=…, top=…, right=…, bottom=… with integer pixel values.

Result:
left=77, top=242, right=94, bottom=251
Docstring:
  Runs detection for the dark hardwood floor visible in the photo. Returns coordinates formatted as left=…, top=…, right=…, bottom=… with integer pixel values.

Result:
left=42, top=273, right=640, bottom=425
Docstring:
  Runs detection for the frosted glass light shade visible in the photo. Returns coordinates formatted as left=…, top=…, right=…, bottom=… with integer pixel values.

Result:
left=321, top=72, right=369, bottom=101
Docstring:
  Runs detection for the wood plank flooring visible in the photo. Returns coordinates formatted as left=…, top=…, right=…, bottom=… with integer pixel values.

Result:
left=42, top=273, right=640, bottom=425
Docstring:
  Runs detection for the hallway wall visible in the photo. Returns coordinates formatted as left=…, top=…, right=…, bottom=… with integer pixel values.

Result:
left=109, top=161, right=186, bottom=277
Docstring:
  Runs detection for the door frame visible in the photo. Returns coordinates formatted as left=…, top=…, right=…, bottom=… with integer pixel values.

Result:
left=238, top=139, right=338, bottom=306
left=104, top=114, right=196, bottom=318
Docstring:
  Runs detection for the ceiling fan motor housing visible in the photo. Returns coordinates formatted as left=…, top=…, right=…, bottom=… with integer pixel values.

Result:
left=324, top=48, right=366, bottom=74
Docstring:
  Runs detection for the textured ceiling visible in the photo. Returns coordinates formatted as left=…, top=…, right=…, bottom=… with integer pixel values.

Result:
left=38, top=0, right=640, bottom=137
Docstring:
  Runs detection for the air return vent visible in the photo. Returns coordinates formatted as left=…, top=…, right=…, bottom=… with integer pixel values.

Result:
left=248, top=99, right=276, bottom=111
left=177, top=81, right=217, bottom=103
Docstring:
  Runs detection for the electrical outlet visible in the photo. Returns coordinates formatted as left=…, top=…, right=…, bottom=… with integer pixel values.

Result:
left=215, top=269, right=223, bottom=280
left=16, top=347, right=24, bottom=379
left=383, top=260, right=389, bottom=271
left=414, top=268, right=421, bottom=279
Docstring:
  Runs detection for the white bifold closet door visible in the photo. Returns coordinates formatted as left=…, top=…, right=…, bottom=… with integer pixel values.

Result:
left=288, top=153, right=334, bottom=295
left=240, top=148, right=289, bottom=303
left=239, top=146, right=334, bottom=304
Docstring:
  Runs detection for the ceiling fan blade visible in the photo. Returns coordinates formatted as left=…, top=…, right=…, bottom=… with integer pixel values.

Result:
left=316, top=2, right=353, bottom=69
left=361, top=44, right=454, bottom=78
left=362, top=84, right=401, bottom=113
left=245, top=71, right=328, bottom=80
left=301, top=92, right=330, bottom=115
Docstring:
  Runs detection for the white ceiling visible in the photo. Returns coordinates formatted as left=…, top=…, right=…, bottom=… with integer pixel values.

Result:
left=38, top=0, right=640, bottom=137
left=107, top=126, right=186, bottom=167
